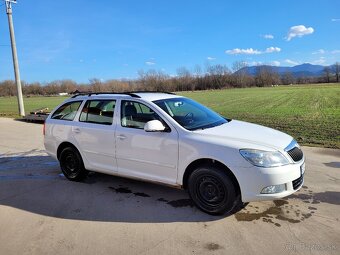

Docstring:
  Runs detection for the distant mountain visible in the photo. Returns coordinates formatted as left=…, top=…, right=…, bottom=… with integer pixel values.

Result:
left=237, top=63, right=330, bottom=78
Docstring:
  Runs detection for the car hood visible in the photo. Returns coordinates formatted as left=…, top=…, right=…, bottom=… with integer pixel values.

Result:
left=193, top=120, right=292, bottom=150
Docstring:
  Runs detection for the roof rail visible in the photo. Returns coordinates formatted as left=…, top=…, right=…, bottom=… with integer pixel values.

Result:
left=71, top=91, right=175, bottom=99
left=130, top=91, right=175, bottom=95
left=71, top=92, right=141, bottom=98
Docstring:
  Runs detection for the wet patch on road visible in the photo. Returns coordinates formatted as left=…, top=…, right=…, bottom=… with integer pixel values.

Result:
left=289, top=190, right=340, bottom=205
left=133, top=192, right=150, bottom=198
left=108, top=186, right=194, bottom=208
left=109, top=186, right=132, bottom=194
left=234, top=186, right=323, bottom=226
left=157, top=198, right=169, bottom=202
left=273, top=200, right=289, bottom=207
left=324, top=162, right=340, bottom=168
left=235, top=203, right=302, bottom=225
left=166, top=199, right=194, bottom=208
left=204, top=242, right=223, bottom=251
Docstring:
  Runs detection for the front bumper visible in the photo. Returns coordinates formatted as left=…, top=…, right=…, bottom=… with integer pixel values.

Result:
left=237, top=160, right=305, bottom=202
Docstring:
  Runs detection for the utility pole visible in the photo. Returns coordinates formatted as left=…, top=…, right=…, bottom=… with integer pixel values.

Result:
left=5, top=0, right=25, bottom=116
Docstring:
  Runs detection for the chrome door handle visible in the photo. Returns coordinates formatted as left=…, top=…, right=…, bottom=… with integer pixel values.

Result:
left=117, top=134, right=127, bottom=140
left=73, top=128, right=81, bottom=133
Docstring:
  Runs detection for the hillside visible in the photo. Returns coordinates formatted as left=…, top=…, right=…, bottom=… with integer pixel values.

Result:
left=238, top=63, right=332, bottom=77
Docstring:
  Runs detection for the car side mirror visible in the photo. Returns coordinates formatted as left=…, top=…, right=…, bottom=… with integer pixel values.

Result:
left=144, top=120, right=165, bottom=132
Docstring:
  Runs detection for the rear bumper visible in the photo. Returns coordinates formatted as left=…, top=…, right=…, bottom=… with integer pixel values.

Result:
left=237, top=160, right=305, bottom=202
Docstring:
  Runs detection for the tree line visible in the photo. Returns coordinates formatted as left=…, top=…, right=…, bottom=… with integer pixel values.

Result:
left=0, top=62, right=339, bottom=97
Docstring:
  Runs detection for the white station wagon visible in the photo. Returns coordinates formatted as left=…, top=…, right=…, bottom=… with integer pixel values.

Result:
left=44, top=92, right=305, bottom=215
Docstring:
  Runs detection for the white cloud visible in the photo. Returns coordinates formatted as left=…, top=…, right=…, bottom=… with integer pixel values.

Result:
left=312, top=57, right=326, bottom=65
left=286, top=25, right=314, bottom=41
left=207, top=57, right=216, bottom=60
left=285, top=59, right=299, bottom=66
left=263, top=34, right=274, bottom=39
left=225, top=46, right=281, bottom=55
left=331, top=18, right=340, bottom=22
left=225, top=48, right=261, bottom=55
left=246, top=61, right=263, bottom=66
left=145, top=61, right=155, bottom=65
left=331, top=50, right=340, bottom=54
left=270, top=61, right=281, bottom=66
left=312, top=49, right=326, bottom=54
left=244, top=61, right=280, bottom=66
left=265, top=47, right=281, bottom=53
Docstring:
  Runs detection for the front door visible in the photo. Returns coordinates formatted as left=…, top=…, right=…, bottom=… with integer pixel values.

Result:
left=115, top=100, right=178, bottom=185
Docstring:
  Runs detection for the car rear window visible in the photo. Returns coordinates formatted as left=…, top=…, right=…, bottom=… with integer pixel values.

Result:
left=51, top=101, right=82, bottom=121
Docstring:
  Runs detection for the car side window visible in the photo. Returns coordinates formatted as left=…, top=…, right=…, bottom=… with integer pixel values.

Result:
left=121, top=100, right=168, bottom=130
left=79, top=100, right=116, bottom=125
left=51, top=101, right=82, bottom=121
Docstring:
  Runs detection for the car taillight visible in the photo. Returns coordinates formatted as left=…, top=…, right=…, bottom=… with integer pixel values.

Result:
left=43, top=122, right=46, bottom=136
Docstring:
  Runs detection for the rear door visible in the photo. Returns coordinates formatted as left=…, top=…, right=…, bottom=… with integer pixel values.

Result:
left=115, top=100, right=179, bottom=185
left=72, top=99, right=117, bottom=173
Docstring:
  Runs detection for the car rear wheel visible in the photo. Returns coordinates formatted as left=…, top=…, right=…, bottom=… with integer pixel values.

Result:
left=59, top=147, right=87, bottom=181
left=188, top=166, right=237, bottom=215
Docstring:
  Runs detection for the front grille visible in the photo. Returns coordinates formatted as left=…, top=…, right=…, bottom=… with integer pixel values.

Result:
left=287, top=147, right=303, bottom=162
left=292, top=174, right=304, bottom=190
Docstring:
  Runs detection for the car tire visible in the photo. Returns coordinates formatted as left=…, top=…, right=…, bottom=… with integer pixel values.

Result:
left=59, top=147, right=87, bottom=181
left=188, top=165, right=238, bottom=215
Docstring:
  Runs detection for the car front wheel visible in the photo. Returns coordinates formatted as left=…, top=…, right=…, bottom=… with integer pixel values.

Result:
left=59, top=147, right=87, bottom=181
left=188, top=166, right=238, bottom=215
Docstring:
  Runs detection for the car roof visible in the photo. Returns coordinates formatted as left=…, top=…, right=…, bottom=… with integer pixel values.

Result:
left=133, top=92, right=182, bottom=102
left=69, top=92, right=182, bottom=102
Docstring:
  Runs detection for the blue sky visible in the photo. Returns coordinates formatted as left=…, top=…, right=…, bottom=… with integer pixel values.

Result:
left=0, top=0, right=339, bottom=82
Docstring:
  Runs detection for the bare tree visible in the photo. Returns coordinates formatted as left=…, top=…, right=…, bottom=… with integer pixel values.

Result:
left=0, top=80, right=16, bottom=96
left=255, top=66, right=280, bottom=87
left=281, top=72, right=295, bottom=85
left=232, top=61, right=249, bottom=87
left=176, top=67, right=192, bottom=91
left=323, top=67, right=331, bottom=83
left=89, top=78, right=102, bottom=92
left=333, top=62, right=340, bottom=83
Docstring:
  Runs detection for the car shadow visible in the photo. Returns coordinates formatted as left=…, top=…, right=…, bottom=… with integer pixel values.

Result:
left=0, top=154, right=242, bottom=223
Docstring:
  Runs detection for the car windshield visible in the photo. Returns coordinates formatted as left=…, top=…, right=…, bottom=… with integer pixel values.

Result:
left=153, top=98, right=228, bottom=131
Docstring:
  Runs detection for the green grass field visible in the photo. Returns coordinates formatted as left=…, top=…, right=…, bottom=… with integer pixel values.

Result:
left=1, top=83, right=339, bottom=148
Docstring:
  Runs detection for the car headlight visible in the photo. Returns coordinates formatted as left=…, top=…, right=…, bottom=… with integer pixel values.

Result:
left=239, top=149, right=290, bottom=168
